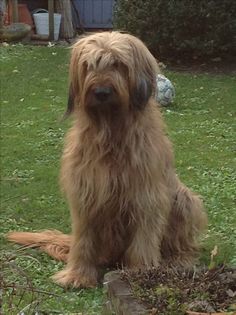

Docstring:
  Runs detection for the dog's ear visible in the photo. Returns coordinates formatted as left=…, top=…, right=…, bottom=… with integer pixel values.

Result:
left=62, top=39, right=85, bottom=119
left=126, top=35, right=158, bottom=110
left=131, top=76, right=154, bottom=110
left=63, top=85, right=75, bottom=119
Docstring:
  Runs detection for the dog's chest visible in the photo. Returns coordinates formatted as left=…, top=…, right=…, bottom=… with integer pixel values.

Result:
left=62, top=125, right=164, bottom=213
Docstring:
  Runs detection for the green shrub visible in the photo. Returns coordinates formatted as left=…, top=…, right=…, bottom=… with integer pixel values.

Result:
left=113, top=0, right=236, bottom=60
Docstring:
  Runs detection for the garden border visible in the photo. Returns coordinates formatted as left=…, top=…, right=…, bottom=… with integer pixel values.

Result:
left=103, top=271, right=233, bottom=315
left=103, top=271, right=149, bottom=315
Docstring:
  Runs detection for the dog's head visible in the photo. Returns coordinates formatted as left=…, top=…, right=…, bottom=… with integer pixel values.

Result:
left=65, top=32, right=159, bottom=118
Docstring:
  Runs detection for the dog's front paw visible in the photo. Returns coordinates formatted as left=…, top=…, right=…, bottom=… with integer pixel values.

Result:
left=52, top=268, right=98, bottom=288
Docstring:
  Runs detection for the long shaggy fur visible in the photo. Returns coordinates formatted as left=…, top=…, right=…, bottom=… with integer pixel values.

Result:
left=7, top=31, right=207, bottom=288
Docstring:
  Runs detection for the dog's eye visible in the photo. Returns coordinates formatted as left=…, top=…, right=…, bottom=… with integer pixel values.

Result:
left=96, top=56, right=102, bottom=67
left=113, top=61, right=119, bottom=69
left=82, top=61, right=88, bottom=72
left=113, top=61, right=127, bottom=74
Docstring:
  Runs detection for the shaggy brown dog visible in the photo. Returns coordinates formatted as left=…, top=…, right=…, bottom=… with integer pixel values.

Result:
left=8, top=32, right=207, bottom=288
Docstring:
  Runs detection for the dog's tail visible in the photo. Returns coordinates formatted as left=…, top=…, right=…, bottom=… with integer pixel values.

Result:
left=7, top=230, right=71, bottom=262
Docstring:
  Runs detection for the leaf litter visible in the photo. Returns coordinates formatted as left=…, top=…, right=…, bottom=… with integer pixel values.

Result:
left=121, top=265, right=236, bottom=314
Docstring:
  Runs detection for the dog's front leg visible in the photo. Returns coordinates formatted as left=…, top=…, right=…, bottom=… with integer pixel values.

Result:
left=124, top=220, right=164, bottom=269
left=52, top=210, right=98, bottom=288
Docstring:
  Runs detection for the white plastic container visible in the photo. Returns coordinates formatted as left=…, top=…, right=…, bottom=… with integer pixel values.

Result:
left=33, top=9, right=61, bottom=40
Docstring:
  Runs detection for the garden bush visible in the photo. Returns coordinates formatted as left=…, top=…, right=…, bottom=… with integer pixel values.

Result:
left=113, top=0, right=236, bottom=61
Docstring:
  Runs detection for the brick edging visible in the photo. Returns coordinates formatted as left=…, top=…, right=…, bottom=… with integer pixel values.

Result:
left=103, top=271, right=149, bottom=315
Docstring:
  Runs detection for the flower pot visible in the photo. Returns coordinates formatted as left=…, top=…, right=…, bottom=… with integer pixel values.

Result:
left=33, top=9, right=61, bottom=40
left=0, top=23, right=31, bottom=42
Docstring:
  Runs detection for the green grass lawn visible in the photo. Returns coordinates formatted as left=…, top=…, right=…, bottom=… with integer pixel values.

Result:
left=1, top=44, right=235, bottom=314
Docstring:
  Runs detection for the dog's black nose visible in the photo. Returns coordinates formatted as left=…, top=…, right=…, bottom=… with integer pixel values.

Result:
left=94, top=87, right=112, bottom=101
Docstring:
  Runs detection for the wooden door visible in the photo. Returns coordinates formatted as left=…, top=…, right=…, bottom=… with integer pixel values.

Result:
left=74, top=0, right=114, bottom=28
